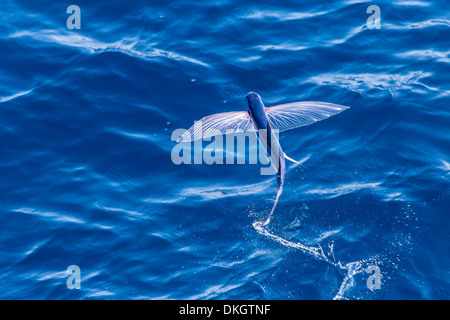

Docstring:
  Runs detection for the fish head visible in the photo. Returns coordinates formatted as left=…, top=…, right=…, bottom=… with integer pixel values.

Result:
left=246, top=92, right=262, bottom=107
left=246, top=92, right=270, bottom=130
left=246, top=92, right=265, bottom=116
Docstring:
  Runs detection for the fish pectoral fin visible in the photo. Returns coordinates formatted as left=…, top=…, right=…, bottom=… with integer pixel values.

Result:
left=265, top=101, right=350, bottom=133
left=177, top=111, right=256, bottom=142
left=284, top=153, right=300, bottom=164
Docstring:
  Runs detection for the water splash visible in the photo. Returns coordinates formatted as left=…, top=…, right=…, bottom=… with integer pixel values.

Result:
left=252, top=221, right=369, bottom=300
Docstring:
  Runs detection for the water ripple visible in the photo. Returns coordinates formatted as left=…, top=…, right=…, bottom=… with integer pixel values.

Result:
left=9, top=30, right=209, bottom=67
left=0, top=89, right=33, bottom=103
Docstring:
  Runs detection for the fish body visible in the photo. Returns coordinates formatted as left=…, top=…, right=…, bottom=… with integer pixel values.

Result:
left=246, top=92, right=285, bottom=225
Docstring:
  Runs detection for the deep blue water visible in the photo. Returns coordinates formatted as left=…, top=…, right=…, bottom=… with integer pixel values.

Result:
left=1, top=0, right=449, bottom=300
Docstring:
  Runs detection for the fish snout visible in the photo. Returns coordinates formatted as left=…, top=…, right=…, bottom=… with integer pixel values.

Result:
left=246, top=92, right=260, bottom=102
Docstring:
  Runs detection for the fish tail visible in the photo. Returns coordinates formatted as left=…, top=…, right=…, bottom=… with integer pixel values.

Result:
left=260, top=184, right=283, bottom=227
left=255, top=144, right=285, bottom=227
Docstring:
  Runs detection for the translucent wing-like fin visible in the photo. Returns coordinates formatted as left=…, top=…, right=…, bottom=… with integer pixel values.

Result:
left=266, top=101, right=350, bottom=133
left=177, top=111, right=256, bottom=142
left=284, top=153, right=300, bottom=164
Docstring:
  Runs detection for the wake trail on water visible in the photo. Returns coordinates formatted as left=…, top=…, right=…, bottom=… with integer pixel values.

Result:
left=252, top=221, right=368, bottom=300
left=256, top=186, right=283, bottom=227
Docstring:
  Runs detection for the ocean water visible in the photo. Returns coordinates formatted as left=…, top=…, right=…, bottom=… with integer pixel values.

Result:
left=0, top=0, right=449, bottom=300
